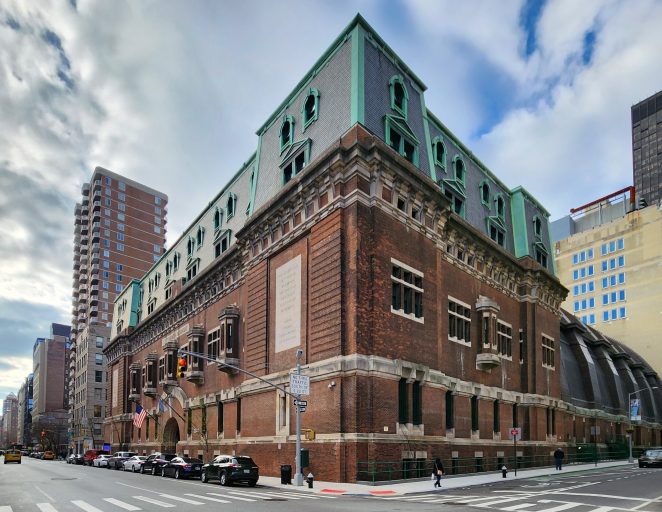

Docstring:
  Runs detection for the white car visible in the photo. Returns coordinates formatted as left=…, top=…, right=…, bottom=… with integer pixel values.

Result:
left=93, top=454, right=112, bottom=467
left=123, top=455, right=147, bottom=472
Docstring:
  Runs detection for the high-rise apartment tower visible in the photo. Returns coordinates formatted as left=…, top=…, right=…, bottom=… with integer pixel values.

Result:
left=70, top=167, right=167, bottom=453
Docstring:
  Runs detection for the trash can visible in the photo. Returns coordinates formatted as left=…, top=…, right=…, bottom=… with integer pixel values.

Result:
left=280, top=464, right=292, bottom=485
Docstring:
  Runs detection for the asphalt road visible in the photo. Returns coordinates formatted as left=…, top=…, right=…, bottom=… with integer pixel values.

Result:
left=369, top=465, right=662, bottom=512
left=1, top=459, right=660, bottom=512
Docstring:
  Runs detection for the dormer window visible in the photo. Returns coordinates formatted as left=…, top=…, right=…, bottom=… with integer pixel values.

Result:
left=533, top=216, right=542, bottom=238
left=495, top=194, right=505, bottom=220
left=389, top=75, right=408, bottom=118
left=480, top=181, right=490, bottom=206
left=453, top=156, right=466, bottom=185
left=302, top=88, right=319, bottom=131
left=226, top=193, right=237, bottom=219
left=283, top=151, right=306, bottom=184
left=279, top=115, right=295, bottom=154
left=173, top=252, right=181, bottom=270
left=196, top=226, right=205, bottom=248
left=187, top=236, right=195, bottom=257
left=213, top=207, right=222, bottom=231
left=154, top=272, right=161, bottom=289
left=432, top=137, right=446, bottom=170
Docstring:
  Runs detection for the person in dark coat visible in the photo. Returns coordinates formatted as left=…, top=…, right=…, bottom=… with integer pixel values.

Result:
left=554, top=447, right=565, bottom=470
left=433, top=457, right=444, bottom=487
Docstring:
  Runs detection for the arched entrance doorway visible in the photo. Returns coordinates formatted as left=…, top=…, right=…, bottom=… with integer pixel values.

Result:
left=162, top=417, right=180, bottom=454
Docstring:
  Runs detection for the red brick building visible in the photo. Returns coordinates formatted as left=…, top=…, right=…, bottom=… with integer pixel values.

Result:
left=104, top=16, right=661, bottom=482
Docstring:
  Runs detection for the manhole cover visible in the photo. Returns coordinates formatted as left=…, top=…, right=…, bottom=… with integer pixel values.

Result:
left=51, top=477, right=77, bottom=481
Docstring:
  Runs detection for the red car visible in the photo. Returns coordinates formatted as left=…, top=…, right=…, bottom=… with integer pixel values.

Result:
left=84, top=449, right=109, bottom=466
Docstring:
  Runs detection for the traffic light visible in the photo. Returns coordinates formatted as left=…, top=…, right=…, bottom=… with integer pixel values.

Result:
left=177, top=357, right=187, bottom=378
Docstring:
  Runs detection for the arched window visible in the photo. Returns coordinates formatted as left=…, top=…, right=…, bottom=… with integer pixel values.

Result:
left=187, top=236, right=195, bottom=257
left=279, top=115, right=294, bottom=153
left=301, top=88, right=319, bottom=131
left=495, top=194, right=505, bottom=220
left=432, top=136, right=446, bottom=169
left=480, top=181, right=490, bottom=206
left=533, top=216, right=542, bottom=238
left=453, top=156, right=466, bottom=185
left=389, top=75, right=408, bottom=118
left=226, top=193, right=237, bottom=218
left=196, top=226, right=205, bottom=247
left=213, top=207, right=222, bottom=231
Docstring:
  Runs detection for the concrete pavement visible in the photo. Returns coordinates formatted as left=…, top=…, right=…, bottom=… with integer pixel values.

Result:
left=258, top=460, right=633, bottom=496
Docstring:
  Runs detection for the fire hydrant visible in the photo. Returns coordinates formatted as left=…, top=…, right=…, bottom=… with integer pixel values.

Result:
left=502, top=465, right=508, bottom=478
left=307, top=472, right=314, bottom=488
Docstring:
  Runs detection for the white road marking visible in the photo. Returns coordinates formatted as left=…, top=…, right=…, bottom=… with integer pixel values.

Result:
left=631, top=493, right=662, bottom=511
left=184, top=494, right=230, bottom=504
left=132, top=496, right=176, bottom=508
left=500, top=504, right=537, bottom=511
left=549, top=493, right=649, bottom=502
left=34, top=486, right=55, bottom=502
left=456, top=496, right=524, bottom=504
left=103, top=498, right=142, bottom=511
left=206, top=492, right=256, bottom=502
left=535, top=501, right=585, bottom=512
left=0, top=507, right=12, bottom=512
left=37, top=504, right=58, bottom=512
left=264, top=491, right=320, bottom=499
left=473, top=497, right=530, bottom=508
left=157, top=494, right=204, bottom=505
left=224, top=490, right=278, bottom=500
left=72, top=501, right=105, bottom=512
left=584, top=507, right=614, bottom=512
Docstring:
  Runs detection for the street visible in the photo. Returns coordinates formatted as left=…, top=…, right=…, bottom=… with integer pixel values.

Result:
left=1, top=460, right=661, bottom=512
left=371, top=465, right=662, bottom=512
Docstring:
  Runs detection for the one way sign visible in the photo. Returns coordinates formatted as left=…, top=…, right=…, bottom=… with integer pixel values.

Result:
left=293, top=399, right=308, bottom=407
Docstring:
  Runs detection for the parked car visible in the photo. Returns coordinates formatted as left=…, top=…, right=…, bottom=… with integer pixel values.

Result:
left=201, top=455, right=258, bottom=486
left=107, top=451, right=138, bottom=470
left=639, top=449, right=662, bottom=468
left=84, top=449, right=109, bottom=466
left=43, top=451, right=55, bottom=460
left=141, top=453, right=177, bottom=475
left=160, top=457, right=203, bottom=479
left=123, top=455, right=147, bottom=472
left=3, top=449, right=22, bottom=464
left=93, top=454, right=112, bottom=468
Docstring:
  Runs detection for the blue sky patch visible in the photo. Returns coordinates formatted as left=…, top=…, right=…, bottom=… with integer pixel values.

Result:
left=582, top=30, right=596, bottom=65
left=520, top=0, right=546, bottom=57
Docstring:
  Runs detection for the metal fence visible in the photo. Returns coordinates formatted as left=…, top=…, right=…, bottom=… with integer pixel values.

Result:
left=356, top=448, right=630, bottom=483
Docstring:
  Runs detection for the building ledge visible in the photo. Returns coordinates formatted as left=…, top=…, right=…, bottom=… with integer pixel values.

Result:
left=476, top=352, right=501, bottom=371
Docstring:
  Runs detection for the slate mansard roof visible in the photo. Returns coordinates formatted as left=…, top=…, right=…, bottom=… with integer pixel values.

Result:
left=111, top=14, right=557, bottom=340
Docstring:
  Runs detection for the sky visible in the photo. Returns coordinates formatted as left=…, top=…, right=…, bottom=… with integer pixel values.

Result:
left=1, top=0, right=661, bottom=406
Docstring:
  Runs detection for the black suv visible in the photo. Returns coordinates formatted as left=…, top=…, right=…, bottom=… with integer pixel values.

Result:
left=141, top=453, right=177, bottom=475
left=107, top=451, right=138, bottom=470
left=201, top=455, right=259, bottom=486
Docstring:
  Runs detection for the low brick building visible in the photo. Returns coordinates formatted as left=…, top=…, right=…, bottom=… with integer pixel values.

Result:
left=104, top=15, right=661, bottom=482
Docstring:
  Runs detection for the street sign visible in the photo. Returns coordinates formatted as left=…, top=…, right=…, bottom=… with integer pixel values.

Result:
left=509, top=427, right=521, bottom=440
left=298, top=406, right=306, bottom=413
left=293, top=399, right=308, bottom=407
left=290, top=374, right=310, bottom=395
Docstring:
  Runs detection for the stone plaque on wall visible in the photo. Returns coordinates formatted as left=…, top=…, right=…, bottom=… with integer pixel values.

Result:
left=275, top=255, right=301, bottom=352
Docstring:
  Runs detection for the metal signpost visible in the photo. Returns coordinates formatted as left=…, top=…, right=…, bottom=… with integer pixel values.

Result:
left=510, top=427, right=521, bottom=476
left=290, top=350, right=309, bottom=486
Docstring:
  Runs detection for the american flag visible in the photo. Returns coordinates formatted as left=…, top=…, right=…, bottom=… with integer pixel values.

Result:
left=133, top=405, right=147, bottom=429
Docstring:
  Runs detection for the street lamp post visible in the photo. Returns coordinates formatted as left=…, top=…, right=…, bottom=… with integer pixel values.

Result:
left=627, top=386, right=658, bottom=463
left=294, top=349, right=303, bottom=487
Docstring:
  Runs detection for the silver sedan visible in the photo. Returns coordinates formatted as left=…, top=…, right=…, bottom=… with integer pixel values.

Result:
left=123, top=455, right=147, bottom=472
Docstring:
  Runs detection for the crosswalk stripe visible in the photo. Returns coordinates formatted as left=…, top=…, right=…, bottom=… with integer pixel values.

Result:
left=585, top=508, right=613, bottom=512
left=157, top=494, right=204, bottom=505
left=535, top=503, right=583, bottom=512
left=132, top=496, right=176, bottom=508
left=103, top=499, right=142, bottom=511
left=500, top=504, right=537, bottom=511
left=184, top=494, right=230, bottom=504
left=72, top=501, right=105, bottom=512
left=474, top=497, right=530, bottom=508
left=266, top=491, right=319, bottom=499
left=37, top=504, right=58, bottom=512
left=224, top=490, right=278, bottom=500
left=275, top=491, right=336, bottom=499
left=456, top=496, right=522, bottom=504
left=206, top=492, right=256, bottom=502
left=0, top=507, right=12, bottom=512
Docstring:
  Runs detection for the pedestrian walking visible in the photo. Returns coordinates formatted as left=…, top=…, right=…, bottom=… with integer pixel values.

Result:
left=554, top=447, right=564, bottom=470
left=433, top=457, right=444, bottom=487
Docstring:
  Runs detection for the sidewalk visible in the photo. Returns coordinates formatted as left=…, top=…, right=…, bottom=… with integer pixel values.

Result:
left=259, top=460, right=633, bottom=496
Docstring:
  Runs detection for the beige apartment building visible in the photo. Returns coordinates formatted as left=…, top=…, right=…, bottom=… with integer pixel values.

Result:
left=552, top=190, right=662, bottom=374
left=70, top=167, right=167, bottom=453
